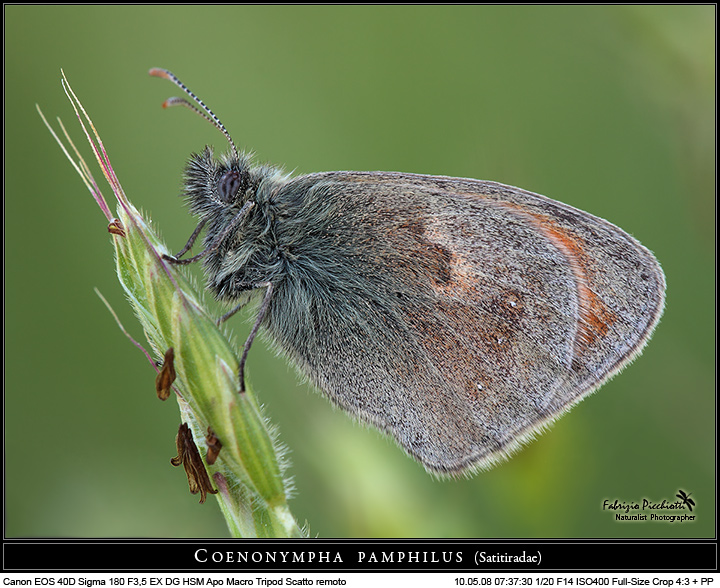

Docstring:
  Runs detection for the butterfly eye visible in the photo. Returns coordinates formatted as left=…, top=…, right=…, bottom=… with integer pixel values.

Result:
left=218, top=170, right=242, bottom=203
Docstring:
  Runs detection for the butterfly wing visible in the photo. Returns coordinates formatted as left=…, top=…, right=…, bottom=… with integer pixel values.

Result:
left=265, top=171, right=665, bottom=474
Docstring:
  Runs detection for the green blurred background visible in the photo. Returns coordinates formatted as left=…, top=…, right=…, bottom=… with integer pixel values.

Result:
left=5, top=5, right=714, bottom=538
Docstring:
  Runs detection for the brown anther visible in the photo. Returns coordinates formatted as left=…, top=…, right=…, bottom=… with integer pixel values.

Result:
left=205, top=427, right=223, bottom=465
left=155, top=347, right=176, bottom=400
left=107, top=218, right=126, bottom=237
left=170, top=423, right=217, bottom=504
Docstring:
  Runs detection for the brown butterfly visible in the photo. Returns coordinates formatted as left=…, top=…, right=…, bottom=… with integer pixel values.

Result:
left=151, top=68, right=666, bottom=475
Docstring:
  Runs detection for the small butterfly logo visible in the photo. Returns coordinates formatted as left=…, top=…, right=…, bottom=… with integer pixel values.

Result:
left=676, top=489, right=695, bottom=512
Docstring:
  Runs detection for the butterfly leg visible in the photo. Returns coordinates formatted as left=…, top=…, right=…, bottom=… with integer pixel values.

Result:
left=163, top=201, right=255, bottom=266
left=237, top=282, right=274, bottom=392
left=171, top=218, right=207, bottom=260
left=216, top=301, right=247, bottom=325
left=214, top=283, right=273, bottom=391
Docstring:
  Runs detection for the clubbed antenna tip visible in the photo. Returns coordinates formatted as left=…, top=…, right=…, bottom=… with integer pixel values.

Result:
left=149, top=67, right=239, bottom=161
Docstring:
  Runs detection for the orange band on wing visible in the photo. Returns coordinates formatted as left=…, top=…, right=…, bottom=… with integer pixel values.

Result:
left=493, top=199, right=616, bottom=359
left=533, top=218, right=616, bottom=354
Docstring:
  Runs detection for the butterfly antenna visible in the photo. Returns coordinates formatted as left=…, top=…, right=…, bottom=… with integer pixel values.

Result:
left=149, top=68, right=239, bottom=161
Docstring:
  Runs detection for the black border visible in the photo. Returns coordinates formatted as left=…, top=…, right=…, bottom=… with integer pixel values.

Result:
left=2, top=538, right=717, bottom=572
